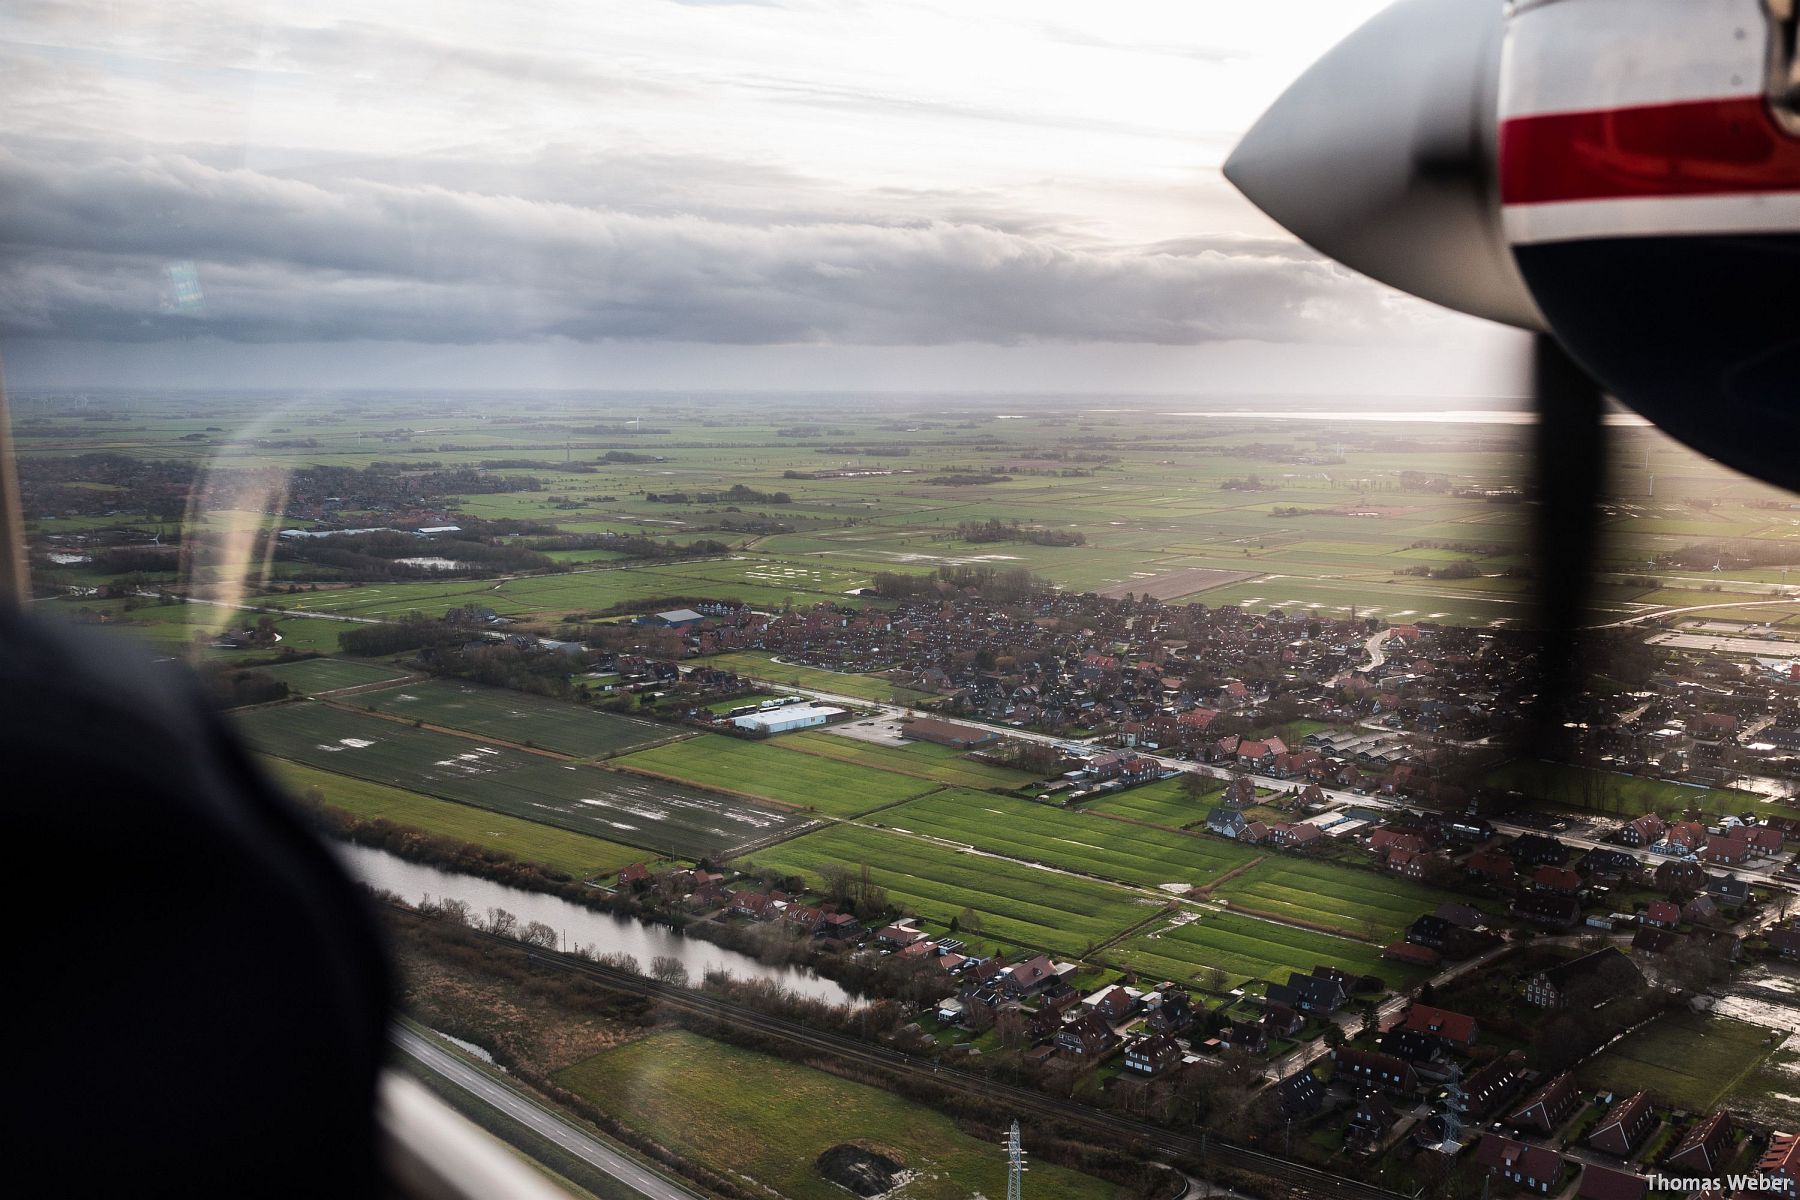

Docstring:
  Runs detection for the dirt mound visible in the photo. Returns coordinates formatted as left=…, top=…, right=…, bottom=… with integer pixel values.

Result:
left=815, top=1143, right=905, bottom=1197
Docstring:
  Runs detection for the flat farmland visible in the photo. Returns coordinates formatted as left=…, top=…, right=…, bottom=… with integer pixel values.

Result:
left=265, top=759, right=642, bottom=876
left=356, top=678, right=674, bottom=758
left=261, top=657, right=413, bottom=694
left=1095, top=567, right=1257, bottom=600
left=1085, top=777, right=1221, bottom=826
left=880, top=790, right=1254, bottom=889
left=746, top=823, right=1150, bottom=957
left=1212, top=858, right=1468, bottom=940
left=612, top=733, right=940, bottom=817
left=1112, top=909, right=1422, bottom=992
left=787, top=729, right=1039, bottom=790
left=700, top=651, right=936, bottom=705
left=1581, top=1011, right=1779, bottom=1111
left=235, top=703, right=811, bottom=859
left=556, top=1032, right=1127, bottom=1200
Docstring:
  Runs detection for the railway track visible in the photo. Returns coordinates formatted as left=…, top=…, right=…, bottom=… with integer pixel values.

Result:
left=421, top=918, right=1409, bottom=1200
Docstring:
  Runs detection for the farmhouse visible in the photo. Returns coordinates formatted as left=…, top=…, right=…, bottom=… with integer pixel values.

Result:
left=1524, top=947, right=1641, bottom=1008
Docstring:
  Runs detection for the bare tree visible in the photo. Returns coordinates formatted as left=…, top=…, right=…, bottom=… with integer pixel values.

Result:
left=521, top=921, right=557, bottom=949
left=438, top=898, right=472, bottom=926
left=486, top=907, right=518, bottom=938
left=649, top=955, right=690, bottom=986
left=598, top=952, right=641, bottom=976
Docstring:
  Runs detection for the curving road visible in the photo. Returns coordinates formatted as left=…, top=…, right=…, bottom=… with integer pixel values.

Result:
left=392, top=1026, right=704, bottom=1200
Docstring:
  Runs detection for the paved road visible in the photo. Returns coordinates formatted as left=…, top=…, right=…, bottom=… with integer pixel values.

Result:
left=392, top=1027, right=705, bottom=1200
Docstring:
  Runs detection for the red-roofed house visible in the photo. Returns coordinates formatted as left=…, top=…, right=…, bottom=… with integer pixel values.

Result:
left=1665, top=1112, right=1733, bottom=1175
left=1707, top=830, right=1751, bottom=866
left=1473, top=1136, right=1562, bottom=1194
left=1587, top=1091, right=1656, bottom=1157
left=1760, top=1130, right=1800, bottom=1192
left=1511, top=1071, right=1579, bottom=1133
left=1533, top=866, right=1583, bottom=895
left=1400, top=1004, right=1478, bottom=1048
left=1577, top=1164, right=1648, bottom=1200
left=1466, top=849, right=1516, bottom=882
left=1643, top=900, right=1681, bottom=928
left=1620, top=814, right=1665, bottom=848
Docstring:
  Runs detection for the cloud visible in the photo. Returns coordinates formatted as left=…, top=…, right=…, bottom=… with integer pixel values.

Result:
left=0, top=139, right=1411, bottom=347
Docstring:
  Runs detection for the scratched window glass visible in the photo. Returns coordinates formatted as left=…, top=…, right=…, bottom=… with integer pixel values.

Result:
left=7, top=3, right=1800, bottom=1199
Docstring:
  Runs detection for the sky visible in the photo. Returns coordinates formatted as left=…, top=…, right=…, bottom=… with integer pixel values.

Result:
left=0, top=0, right=1528, bottom=394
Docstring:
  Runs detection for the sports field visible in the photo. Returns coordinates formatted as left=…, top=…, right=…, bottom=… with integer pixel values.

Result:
left=699, top=651, right=936, bottom=705
left=611, top=733, right=941, bottom=817
left=266, top=758, right=642, bottom=876
left=236, top=703, right=810, bottom=859
left=261, top=657, right=413, bottom=694
left=1111, top=908, right=1423, bottom=992
left=356, top=678, right=675, bottom=758
left=881, top=790, right=1255, bottom=889
left=556, top=1032, right=1127, bottom=1200
left=746, top=823, right=1153, bottom=958
left=785, top=729, right=1040, bottom=790
left=1581, top=1011, right=1780, bottom=1111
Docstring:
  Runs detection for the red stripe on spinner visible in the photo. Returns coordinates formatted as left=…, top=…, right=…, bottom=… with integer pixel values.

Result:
left=1500, top=96, right=1800, bottom=206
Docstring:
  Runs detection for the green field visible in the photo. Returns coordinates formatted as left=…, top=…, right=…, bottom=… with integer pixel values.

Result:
left=1084, top=777, right=1221, bottom=826
left=1485, top=760, right=1774, bottom=819
left=700, top=651, right=937, bottom=706
left=1581, top=1011, right=1780, bottom=1111
left=556, top=1032, right=1127, bottom=1200
left=1211, top=857, right=1468, bottom=941
left=47, top=599, right=359, bottom=658
left=357, top=678, right=675, bottom=758
left=613, top=733, right=941, bottom=816
left=747, top=823, right=1152, bottom=958
left=1111, top=908, right=1421, bottom=992
left=261, top=657, right=413, bottom=694
left=267, top=758, right=643, bottom=875
left=781, top=729, right=1040, bottom=790
left=881, top=790, right=1255, bottom=889
left=235, top=702, right=812, bottom=859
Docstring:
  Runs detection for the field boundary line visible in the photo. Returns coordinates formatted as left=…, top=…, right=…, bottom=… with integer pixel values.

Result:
left=1217, top=899, right=1371, bottom=943
left=1087, top=905, right=1180, bottom=958
left=259, top=753, right=655, bottom=867
left=1192, top=854, right=1266, bottom=899
left=597, top=761, right=810, bottom=814
left=317, top=700, right=582, bottom=761
left=314, top=672, right=428, bottom=700
left=775, top=737, right=1009, bottom=789
left=847, top=785, right=948, bottom=821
